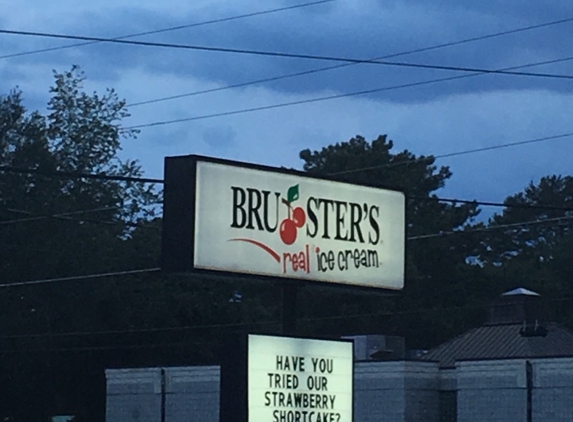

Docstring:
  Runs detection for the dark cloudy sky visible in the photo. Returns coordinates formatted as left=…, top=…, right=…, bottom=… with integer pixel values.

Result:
left=1, top=0, right=572, bottom=219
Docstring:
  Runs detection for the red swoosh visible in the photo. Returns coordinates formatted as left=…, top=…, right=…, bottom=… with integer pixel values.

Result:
left=228, top=238, right=281, bottom=263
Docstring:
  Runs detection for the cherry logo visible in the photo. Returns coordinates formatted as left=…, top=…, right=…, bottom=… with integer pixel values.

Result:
left=279, top=184, right=306, bottom=245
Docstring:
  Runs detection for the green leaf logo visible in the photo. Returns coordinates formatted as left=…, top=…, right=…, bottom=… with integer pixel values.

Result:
left=287, top=184, right=300, bottom=203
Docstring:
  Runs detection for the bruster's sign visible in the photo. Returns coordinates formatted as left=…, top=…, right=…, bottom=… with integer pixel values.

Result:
left=186, top=159, right=405, bottom=289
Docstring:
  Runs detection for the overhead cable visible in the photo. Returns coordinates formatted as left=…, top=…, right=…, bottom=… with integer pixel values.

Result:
left=0, top=0, right=336, bottom=60
left=0, top=206, right=117, bottom=225
left=408, top=215, right=573, bottom=240
left=330, top=132, right=573, bottom=176
left=0, top=268, right=161, bottom=288
left=1, top=29, right=572, bottom=81
left=1, top=214, right=573, bottom=288
left=122, top=56, right=573, bottom=129
left=5, top=295, right=573, bottom=347
left=129, top=16, right=573, bottom=107
left=0, top=165, right=164, bottom=184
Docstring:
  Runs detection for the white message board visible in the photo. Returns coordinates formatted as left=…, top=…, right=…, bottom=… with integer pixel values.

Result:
left=193, top=160, right=405, bottom=289
left=248, top=334, right=353, bottom=422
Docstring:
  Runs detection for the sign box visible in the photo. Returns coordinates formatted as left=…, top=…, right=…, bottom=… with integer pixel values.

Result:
left=220, top=333, right=354, bottom=422
left=162, top=155, right=405, bottom=290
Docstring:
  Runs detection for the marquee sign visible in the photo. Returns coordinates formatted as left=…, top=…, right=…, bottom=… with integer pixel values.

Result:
left=248, top=334, right=353, bottom=422
left=220, top=334, right=354, bottom=422
left=162, top=155, right=405, bottom=290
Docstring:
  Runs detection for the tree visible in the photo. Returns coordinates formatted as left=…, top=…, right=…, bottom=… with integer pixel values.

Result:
left=478, top=175, right=573, bottom=264
left=0, top=66, right=160, bottom=283
left=0, top=66, right=163, bottom=422
left=298, top=135, right=483, bottom=347
left=0, top=67, right=278, bottom=421
left=475, top=175, right=573, bottom=327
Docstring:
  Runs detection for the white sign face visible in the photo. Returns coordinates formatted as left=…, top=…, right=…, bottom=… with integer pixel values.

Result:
left=248, top=334, right=353, bottom=422
left=193, top=160, right=405, bottom=289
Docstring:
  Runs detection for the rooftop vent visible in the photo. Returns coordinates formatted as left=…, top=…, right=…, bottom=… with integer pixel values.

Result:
left=341, top=335, right=405, bottom=361
left=488, top=287, right=548, bottom=336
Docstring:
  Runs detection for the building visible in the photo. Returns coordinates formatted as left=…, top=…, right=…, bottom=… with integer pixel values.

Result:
left=106, top=288, right=573, bottom=422
left=422, top=287, right=573, bottom=421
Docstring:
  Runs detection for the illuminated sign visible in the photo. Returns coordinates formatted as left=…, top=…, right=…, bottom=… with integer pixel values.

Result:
left=162, top=156, right=405, bottom=289
left=247, top=334, right=353, bottom=422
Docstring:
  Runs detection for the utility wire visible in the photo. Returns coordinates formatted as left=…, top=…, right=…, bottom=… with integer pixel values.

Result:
left=2, top=132, right=573, bottom=212
left=4, top=294, right=573, bottom=346
left=330, top=132, right=573, bottom=176
left=6, top=207, right=161, bottom=230
left=1, top=166, right=571, bottom=212
left=122, top=55, right=573, bottom=129
left=128, top=16, right=573, bottom=108
left=408, top=215, right=573, bottom=241
left=0, top=165, right=164, bottom=184
left=0, top=340, right=214, bottom=354
left=0, top=268, right=160, bottom=288
left=415, top=196, right=573, bottom=212
left=1, top=203, right=161, bottom=229
left=0, top=0, right=336, bottom=60
left=0, top=242, right=57, bottom=254
left=0, top=206, right=116, bottom=225
left=0, top=318, right=279, bottom=340
left=1, top=29, right=572, bottom=81
left=1, top=214, right=572, bottom=288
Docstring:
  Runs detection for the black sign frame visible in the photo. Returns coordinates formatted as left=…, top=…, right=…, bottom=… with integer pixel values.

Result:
left=219, top=332, right=355, bottom=422
left=161, top=154, right=406, bottom=293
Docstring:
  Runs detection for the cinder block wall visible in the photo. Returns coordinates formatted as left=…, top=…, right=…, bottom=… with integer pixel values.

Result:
left=165, top=366, right=220, bottom=422
left=533, top=358, right=573, bottom=422
left=355, top=362, right=406, bottom=422
left=404, top=362, right=440, bottom=422
left=106, top=362, right=440, bottom=422
left=105, top=368, right=162, bottom=422
left=456, top=360, right=527, bottom=422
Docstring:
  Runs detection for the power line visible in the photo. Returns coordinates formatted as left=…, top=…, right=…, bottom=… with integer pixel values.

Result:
left=2, top=151, right=573, bottom=213
left=1, top=213, right=572, bottom=288
left=331, top=132, right=573, bottom=176
left=0, top=206, right=116, bottom=225
left=0, top=165, right=164, bottom=184
left=1, top=28, right=572, bottom=81
left=5, top=207, right=161, bottom=230
left=1, top=203, right=161, bottom=229
left=0, top=340, right=213, bottom=354
left=122, top=55, right=573, bottom=129
left=408, top=215, right=573, bottom=240
left=0, top=268, right=160, bottom=288
left=418, top=196, right=573, bottom=212
left=128, top=16, right=573, bottom=108
left=0, top=242, right=57, bottom=254
left=1, top=170, right=570, bottom=212
left=0, top=318, right=279, bottom=340
left=4, top=293, right=573, bottom=347
left=0, top=0, right=336, bottom=60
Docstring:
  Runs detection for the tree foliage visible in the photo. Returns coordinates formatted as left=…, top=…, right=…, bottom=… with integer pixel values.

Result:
left=298, top=135, right=483, bottom=347
left=2, top=69, right=573, bottom=421
left=478, top=175, right=573, bottom=264
left=0, top=68, right=278, bottom=422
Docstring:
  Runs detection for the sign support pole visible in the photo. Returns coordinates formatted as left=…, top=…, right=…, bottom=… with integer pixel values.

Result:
left=281, top=283, right=298, bottom=334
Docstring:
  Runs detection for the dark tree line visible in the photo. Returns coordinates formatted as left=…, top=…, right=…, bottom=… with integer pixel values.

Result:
left=1, top=67, right=572, bottom=421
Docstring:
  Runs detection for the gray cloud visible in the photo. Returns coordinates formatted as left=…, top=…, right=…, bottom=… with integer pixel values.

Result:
left=202, top=124, right=237, bottom=149
left=3, top=1, right=572, bottom=104
left=2, top=0, right=573, bottom=222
